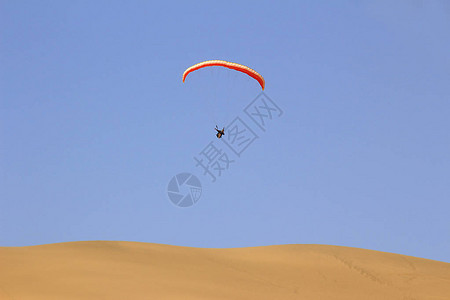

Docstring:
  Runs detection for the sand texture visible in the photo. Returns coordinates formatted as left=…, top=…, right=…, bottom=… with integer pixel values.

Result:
left=1, top=241, right=449, bottom=299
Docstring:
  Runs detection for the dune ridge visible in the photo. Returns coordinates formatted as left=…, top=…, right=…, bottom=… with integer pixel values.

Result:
left=1, top=241, right=449, bottom=299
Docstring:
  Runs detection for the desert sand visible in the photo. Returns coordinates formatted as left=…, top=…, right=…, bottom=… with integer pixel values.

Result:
left=1, top=241, right=449, bottom=299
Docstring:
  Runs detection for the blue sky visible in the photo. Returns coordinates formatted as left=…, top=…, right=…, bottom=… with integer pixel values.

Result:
left=1, top=1, right=449, bottom=262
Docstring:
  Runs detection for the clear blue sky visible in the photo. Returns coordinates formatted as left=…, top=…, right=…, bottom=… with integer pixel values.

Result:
left=1, top=1, right=449, bottom=262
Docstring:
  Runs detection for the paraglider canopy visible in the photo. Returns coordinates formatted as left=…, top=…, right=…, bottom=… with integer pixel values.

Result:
left=182, top=60, right=265, bottom=90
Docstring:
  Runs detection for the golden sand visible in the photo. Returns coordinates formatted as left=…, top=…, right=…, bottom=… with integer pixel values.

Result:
left=1, top=241, right=449, bottom=299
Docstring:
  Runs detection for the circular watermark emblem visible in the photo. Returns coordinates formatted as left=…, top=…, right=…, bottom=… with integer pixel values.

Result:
left=167, top=173, right=202, bottom=207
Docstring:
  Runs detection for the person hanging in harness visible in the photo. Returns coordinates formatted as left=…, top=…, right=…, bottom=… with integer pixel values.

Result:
left=215, top=126, right=225, bottom=139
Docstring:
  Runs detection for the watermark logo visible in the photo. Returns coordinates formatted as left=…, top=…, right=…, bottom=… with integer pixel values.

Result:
left=222, top=116, right=258, bottom=157
left=194, top=141, right=235, bottom=183
left=167, top=92, right=283, bottom=207
left=167, top=173, right=202, bottom=207
left=244, top=93, right=283, bottom=131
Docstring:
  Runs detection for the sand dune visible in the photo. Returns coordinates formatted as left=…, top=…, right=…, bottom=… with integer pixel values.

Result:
left=1, top=242, right=449, bottom=299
